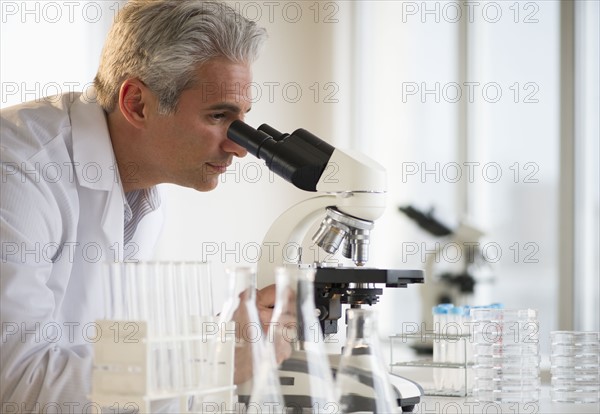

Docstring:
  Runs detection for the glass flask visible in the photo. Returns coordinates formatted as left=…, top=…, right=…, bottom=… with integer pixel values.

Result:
left=269, top=266, right=339, bottom=413
left=219, top=267, right=285, bottom=412
left=335, top=308, right=400, bottom=413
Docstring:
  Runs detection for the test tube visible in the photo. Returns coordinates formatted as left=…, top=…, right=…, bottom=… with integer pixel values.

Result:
left=449, top=306, right=465, bottom=393
left=136, top=262, right=149, bottom=324
left=163, top=262, right=177, bottom=337
left=110, top=262, right=125, bottom=320
left=432, top=304, right=451, bottom=391
left=463, top=306, right=474, bottom=392
left=149, top=262, right=164, bottom=337
left=174, top=263, right=193, bottom=390
left=125, top=262, right=139, bottom=320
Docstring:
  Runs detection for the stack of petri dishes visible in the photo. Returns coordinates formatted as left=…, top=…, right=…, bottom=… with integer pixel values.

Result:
left=471, top=308, right=540, bottom=402
left=550, top=331, right=600, bottom=403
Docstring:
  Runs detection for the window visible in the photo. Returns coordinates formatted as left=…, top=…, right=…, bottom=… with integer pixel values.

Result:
left=349, top=1, right=600, bottom=353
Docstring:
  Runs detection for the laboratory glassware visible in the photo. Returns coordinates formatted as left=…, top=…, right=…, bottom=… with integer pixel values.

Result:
left=94, top=261, right=225, bottom=413
left=221, top=266, right=285, bottom=412
left=471, top=308, right=540, bottom=402
left=335, top=308, right=400, bottom=413
left=268, top=266, right=338, bottom=412
left=550, top=331, right=600, bottom=403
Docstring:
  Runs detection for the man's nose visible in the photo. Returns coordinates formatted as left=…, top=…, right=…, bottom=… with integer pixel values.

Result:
left=223, top=138, right=248, bottom=158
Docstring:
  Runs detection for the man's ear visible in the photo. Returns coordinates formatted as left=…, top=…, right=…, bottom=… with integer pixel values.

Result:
left=118, top=79, right=153, bottom=129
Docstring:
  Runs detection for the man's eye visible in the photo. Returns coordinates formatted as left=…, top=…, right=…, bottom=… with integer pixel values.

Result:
left=211, top=113, right=226, bottom=120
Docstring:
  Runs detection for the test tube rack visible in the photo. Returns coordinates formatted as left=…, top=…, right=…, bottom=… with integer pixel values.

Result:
left=90, top=319, right=236, bottom=413
left=389, top=332, right=473, bottom=397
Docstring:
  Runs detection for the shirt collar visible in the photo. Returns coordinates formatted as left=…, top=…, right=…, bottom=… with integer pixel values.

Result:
left=123, top=187, right=161, bottom=223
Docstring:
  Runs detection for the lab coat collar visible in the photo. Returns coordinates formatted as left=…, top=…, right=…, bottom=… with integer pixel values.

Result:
left=71, top=88, right=119, bottom=192
left=71, top=88, right=125, bottom=246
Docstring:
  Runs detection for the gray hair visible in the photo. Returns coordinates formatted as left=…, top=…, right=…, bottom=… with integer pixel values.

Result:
left=94, top=0, right=267, bottom=114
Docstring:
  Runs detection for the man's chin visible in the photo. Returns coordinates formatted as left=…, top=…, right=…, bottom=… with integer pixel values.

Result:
left=193, top=177, right=220, bottom=192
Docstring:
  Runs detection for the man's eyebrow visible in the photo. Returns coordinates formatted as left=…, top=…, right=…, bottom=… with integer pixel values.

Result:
left=206, top=103, right=252, bottom=113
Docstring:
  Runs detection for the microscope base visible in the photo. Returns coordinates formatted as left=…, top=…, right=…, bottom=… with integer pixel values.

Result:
left=268, top=352, right=423, bottom=412
left=328, top=354, right=423, bottom=412
left=237, top=353, right=423, bottom=412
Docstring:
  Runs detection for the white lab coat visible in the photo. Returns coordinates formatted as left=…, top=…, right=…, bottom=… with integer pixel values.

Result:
left=0, top=91, right=163, bottom=410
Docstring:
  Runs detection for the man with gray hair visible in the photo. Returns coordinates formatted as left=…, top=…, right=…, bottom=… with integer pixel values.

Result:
left=1, top=1, right=271, bottom=410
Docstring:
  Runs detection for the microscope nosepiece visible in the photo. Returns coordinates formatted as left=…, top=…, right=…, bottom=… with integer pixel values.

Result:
left=312, top=216, right=349, bottom=254
left=312, top=207, right=374, bottom=265
left=349, top=228, right=371, bottom=266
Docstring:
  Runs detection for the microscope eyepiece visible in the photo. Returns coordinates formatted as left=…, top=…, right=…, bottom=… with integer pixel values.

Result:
left=227, top=120, right=272, bottom=158
left=227, top=120, right=335, bottom=192
left=257, top=124, right=287, bottom=141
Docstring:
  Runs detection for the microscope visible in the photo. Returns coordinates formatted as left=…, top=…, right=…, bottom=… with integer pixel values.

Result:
left=399, top=205, right=493, bottom=353
left=227, top=121, right=424, bottom=412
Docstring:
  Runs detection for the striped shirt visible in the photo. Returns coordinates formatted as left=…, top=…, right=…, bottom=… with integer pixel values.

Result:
left=124, top=187, right=161, bottom=244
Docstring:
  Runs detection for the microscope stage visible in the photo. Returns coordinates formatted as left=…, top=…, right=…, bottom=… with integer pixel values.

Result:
left=314, top=267, right=424, bottom=288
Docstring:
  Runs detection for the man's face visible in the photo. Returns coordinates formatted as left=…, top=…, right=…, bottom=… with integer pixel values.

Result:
left=144, top=58, right=252, bottom=191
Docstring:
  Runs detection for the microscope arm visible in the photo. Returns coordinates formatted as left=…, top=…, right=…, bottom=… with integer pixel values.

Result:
left=256, top=195, right=334, bottom=289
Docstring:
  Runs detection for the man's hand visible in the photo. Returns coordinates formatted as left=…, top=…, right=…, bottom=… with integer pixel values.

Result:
left=258, top=284, right=294, bottom=365
left=231, top=284, right=293, bottom=384
left=256, top=284, right=276, bottom=332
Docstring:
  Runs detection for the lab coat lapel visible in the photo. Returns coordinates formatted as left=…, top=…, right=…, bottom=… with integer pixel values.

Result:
left=70, top=90, right=125, bottom=252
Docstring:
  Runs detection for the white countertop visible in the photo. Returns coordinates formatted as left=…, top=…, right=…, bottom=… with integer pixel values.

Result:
left=416, top=388, right=600, bottom=414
